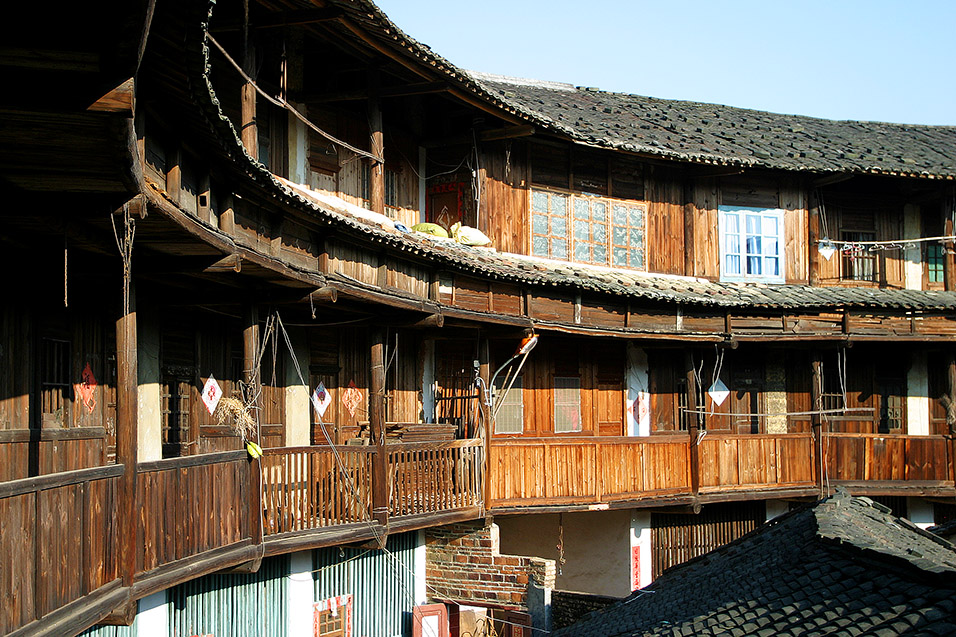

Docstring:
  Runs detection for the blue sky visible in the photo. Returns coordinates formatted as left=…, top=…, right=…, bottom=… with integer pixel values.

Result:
left=373, top=0, right=956, bottom=126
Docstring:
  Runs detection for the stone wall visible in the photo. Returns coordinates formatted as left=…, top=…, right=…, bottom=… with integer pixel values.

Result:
left=426, top=521, right=555, bottom=611
left=551, top=590, right=621, bottom=631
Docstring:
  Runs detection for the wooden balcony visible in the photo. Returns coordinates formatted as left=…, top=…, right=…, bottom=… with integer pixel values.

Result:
left=489, top=433, right=955, bottom=511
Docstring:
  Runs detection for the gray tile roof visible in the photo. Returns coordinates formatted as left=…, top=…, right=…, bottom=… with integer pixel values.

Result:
left=555, top=490, right=956, bottom=636
left=470, top=74, right=956, bottom=180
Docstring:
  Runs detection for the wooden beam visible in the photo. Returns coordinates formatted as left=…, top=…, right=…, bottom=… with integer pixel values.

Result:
left=683, top=180, right=696, bottom=277
left=479, top=124, right=535, bottom=142
left=808, top=188, right=821, bottom=286
left=368, top=72, right=385, bottom=215
left=811, top=352, right=824, bottom=499
left=685, top=350, right=700, bottom=496
left=478, top=334, right=491, bottom=510
left=369, top=327, right=390, bottom=536
left=302, top=81, right=449, bottom=103
left=240, top=3, right=258, bottom=159
left=115, top=281, right=138, bottom=609
left=945, top=218, right=956, bottom=292
left=243, top=304, right=264, bottom=550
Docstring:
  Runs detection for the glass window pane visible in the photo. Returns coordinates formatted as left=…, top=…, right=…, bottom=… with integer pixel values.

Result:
left=763, top=215, right=779, bottom=236
left=612, top=225, right=627, bottom=246
left=552, top=214, right=567, bottom=237
left=552, top=238, right=568, bottom=259
left=765, top=236, right=778, bottom=256
left=747, top=255, right=762, bottom=275
left=593, top=223, right=606, bottom=243
left=746, top=235, right=761, bottom=255
left=630, top=227, right=643, bottom=247
left=613, top=247, right=628, bottom=266
left=726, top=234, right=740, bottom=255
left=532, top=213, right=548, bottom=234
left=613, top=204, right=628, bottom=226
left=593, top=244, right=607, bottom=264
left=593, top=201, right=606, bottom=223
left=630, top=249, right=645, bottom=269
left=765, top=256, right=779, bottom=277
left=532, top=191, right=548, bottom=213
left=532, top=235, right=549, bottom=256
left=574, top=220, right=590, bottom=241
left=553, top=194, right=568, bottom=216
left=554, top=377, right=581, bottom=433
left=629, top=206, right=644, bottom=228
left=746, top=214, right=761, bottom=235
left=726, top=254, right=741, bottom=275
left=574, top=242, right=590, bottom=261
left=574, top=198, right=590, bottom=220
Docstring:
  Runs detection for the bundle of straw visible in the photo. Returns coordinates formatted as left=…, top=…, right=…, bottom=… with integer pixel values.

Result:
left=215, top=396, right=257, bottom=441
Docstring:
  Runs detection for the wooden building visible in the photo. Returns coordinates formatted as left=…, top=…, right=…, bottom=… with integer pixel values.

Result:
left=2, top=0, right=956, bottom=634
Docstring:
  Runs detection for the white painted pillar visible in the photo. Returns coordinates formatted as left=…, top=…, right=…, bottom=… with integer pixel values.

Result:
left=288, top=106, right=309, bottom=185
left=765, top=500, right=789, bottom=522
left=626, top=344, right=650, bottom=436
left=907, top=497, right=935, bottom=529
left=902, top=204, right=922, bottom=291
left=416, top=530, right=428, bottom=605
left=288, top=550, right=315, bottom=637
left=630, top=511, right=652, bottom=590
left=907, top=351, right=930, bottom=436
left=285, top=327, right=311, bottom=447
left=422, top=339, right=436, bottom=424
left=137, top=317, right=162, bottom=462
left=135, top=590, right=168, bottom=637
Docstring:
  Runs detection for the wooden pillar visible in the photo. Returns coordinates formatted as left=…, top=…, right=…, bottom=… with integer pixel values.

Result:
left=240, top=0, right=257, bottom=159
left=811, top=352, right=824, bottom=498
left=243, top=304, right=263, bottom=548
left=945, top=218, right=956, bottom=292
left=684, top=351, right=700, bottom=496
left=478, top=334, right=491, bottom=511
left=368, top=94, right=385, bottom=215
left=114, top=282, right=138, bottom=619
left=369, top=327, right=390, bottom=531
left=683, top=180, right=696, bottom=277
left=808, top=189, right=821, bottom=286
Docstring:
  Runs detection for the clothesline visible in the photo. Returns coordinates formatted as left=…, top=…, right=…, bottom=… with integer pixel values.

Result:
left=683, top=407, right=874, bottom=418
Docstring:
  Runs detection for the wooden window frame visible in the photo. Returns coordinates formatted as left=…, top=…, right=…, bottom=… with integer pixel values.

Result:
left=840, top=230, right=879, bottom=283
left=554, top=376, right=582, bottom=433
left=531, top=187, right=647, bottom=270
left=718, top=205, right=785, bottom=284
left=494, top=375, right=524, bottom=435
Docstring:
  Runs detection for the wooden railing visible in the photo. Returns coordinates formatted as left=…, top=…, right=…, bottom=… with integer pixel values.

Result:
left=823, top=433, right=954, bottom=484
left=387, top=440, right=484, bottom=517
left=0, top=464, right=124, bottom=635
left=698, top=433, right=816, bottom=492
left=137, top=451, right=254, bottom=573
left=489, top=436, right=692, bottom=508
left=260, top=446, right=374, bottom=535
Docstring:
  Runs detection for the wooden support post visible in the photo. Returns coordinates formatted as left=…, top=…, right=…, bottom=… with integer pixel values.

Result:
left=811, top=352, right=824, bottom=499
left=808, top=189, right=821, bottom=286
left=243, top=304, right=263, bottom=549
left=945, top=218, right=956, bottom=292
left=113, top=282, right=138, bottom=622
left=947, top=354, right=956, bottom=489
left=369, top=327, right=390, bottom=532
left=478, top=335, right=491, bottom=512
left=368, top=88, right=385, bottom=215
left=240, top=0, right=258, bottom=160
left=683, top=180, right=696, bottom=277
left=684, top=351, right=700, bottom=497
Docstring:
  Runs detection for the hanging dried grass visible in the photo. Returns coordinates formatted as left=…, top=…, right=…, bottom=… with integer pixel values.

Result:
left=215, top=396, right=257, bottom=441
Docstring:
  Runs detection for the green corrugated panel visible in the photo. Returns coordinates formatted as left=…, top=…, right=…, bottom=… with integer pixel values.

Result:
left=169, top=555, right=289, bottom=637
left=314, top=532, right=419, bottom=637
left=77, top=614, right=138, bottom=637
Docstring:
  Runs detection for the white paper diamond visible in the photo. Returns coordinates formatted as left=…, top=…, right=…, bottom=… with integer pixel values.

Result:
left=311, top=382, right=332, bottom=418
left=708, top=379, right=730, bottom=406
left=201, top=375, right=223, bottom=415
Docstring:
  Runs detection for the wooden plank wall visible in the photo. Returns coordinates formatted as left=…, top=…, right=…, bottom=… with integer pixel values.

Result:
left=645, top=165, right=685, bottom=275
left=480, top=140, right=529, bottom=254
left=309, top=327, right=369, bottom=444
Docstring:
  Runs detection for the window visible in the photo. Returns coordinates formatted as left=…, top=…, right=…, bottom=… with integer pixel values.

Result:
left=40, top=337, right=71, bottom=427
left=554, top=377, right=582, bottom=433
left=533, top=188, right=646, bottom=269
left=385, top=168, right=398, bottom=212
left=719, top=206, right=784, bottom=283
left=927, top=243, right=945, bottom=284
left=841, top=231, right=878, bottom=282
left=494, top=376, right=524, bottom=434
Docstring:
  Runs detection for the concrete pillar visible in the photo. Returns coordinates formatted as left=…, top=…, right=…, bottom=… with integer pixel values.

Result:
left=907, top=497, right=935, bottom=529
left=137, top=316, right=162, bottom=461
left=903, top=203, right=923, bottom=290
left=288, top=550, right=315, bottom=636
left=907, top=351, right=930, bottom=436
left=135, top=590, right=168, bottom=637
left=626, top=344, right=650, bottom=436
left=630, top=511, right=652, bottom=590
left=285, top=327, right=311, bottom=447
left=766, top=500, right=790, bottom=522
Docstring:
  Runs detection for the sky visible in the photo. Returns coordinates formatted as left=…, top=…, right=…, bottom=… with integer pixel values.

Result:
left=373, top=0, right=956, bottom=126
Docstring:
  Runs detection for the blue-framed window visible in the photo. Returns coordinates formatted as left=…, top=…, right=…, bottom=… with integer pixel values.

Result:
left=719, top=206, right=785, bottom=283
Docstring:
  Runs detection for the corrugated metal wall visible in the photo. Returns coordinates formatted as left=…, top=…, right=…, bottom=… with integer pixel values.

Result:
left=168, top=554, right=289, bottom=637
left=78, top=616, right=138, bottom=637
left=651, top=501, right=765, bottom=578
left=314, top=531, right=419, bottom=637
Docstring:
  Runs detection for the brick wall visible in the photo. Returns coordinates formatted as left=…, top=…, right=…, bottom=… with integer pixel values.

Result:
left=426, top=521, right=555, bottom=610
left=551, top=590, right=621, bottom=630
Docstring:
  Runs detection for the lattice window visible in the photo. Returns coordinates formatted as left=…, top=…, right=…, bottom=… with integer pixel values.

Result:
left=610, top=202, right=646, bottom=269
left=554, top=376, right=581, bottom=433
left=927, top=243, right=945, bottom=284
left=494, top=376, right=523, bottom=434
left=531, top=190, right=569, bottom=259
left=161, top=376, right=192, bottom=457
left=573, top=197, right=608, bottom=265
left=841, top=230, right=878, bottom=282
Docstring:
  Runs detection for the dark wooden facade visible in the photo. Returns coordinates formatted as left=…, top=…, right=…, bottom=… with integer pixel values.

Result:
left=2, top=0, right=956, bottom=633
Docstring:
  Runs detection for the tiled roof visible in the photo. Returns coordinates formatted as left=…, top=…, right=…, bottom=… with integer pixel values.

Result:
left=555, top=490, right=956, bottom=636
left=469, top=74, right=956, bottom=179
